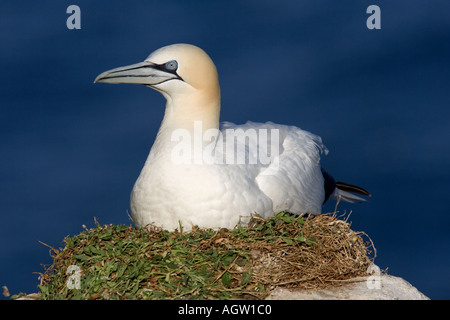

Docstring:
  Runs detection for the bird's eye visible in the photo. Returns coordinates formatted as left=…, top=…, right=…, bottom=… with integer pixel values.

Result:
left=165, top=60, right=178, bottom=71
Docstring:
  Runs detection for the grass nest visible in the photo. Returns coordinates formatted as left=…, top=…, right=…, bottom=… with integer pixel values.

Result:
left=36, top=212, right=375, bottom=300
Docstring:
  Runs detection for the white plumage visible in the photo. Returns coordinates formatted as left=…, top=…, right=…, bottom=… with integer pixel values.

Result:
left=95, top=43, right=370, bottom=231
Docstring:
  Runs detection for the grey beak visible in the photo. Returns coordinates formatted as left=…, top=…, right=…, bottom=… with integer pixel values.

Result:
left=94, top=61, right=179, bottom=86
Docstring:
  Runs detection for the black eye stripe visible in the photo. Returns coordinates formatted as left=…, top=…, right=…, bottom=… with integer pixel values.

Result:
left=150, top=61, right=182, bottom=81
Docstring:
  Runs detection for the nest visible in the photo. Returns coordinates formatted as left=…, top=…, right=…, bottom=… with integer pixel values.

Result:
left=37, top=212, right=375, bottom=300
left=240, top=214, right=374, bottom=290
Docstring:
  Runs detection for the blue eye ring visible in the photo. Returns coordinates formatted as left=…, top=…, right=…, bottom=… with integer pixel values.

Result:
left=165, top=60, right=178, bottom=71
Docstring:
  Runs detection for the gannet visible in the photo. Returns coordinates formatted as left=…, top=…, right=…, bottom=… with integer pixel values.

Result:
left=94, top=43, right=370, bottom=231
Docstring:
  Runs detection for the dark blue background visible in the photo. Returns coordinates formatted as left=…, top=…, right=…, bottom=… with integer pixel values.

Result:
left=1, top=1, right=449, bottom=299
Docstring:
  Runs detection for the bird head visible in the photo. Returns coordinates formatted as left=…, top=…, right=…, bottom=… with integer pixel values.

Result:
left=94, top=44, right=220, bottom=105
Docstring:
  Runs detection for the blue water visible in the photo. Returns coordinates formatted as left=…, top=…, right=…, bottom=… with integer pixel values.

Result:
left=1, top=1, right=449, bottom=299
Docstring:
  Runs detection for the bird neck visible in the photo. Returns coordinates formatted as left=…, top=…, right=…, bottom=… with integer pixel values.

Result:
left=160, top=90, right=221, bottom=134
left=148, top=90, right=221, bottom=165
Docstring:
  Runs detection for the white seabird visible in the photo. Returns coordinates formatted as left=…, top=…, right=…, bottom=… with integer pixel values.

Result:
left=95, top=43, right=370, bottom=231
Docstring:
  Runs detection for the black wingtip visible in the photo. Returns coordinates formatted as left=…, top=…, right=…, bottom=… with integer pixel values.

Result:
left=335, top=181, right=371, bottom=197
left=321, top=168, right=336, bottom=203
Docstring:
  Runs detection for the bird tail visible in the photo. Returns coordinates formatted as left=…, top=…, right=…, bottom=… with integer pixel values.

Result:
left=333, top=182, right=371, bottom=203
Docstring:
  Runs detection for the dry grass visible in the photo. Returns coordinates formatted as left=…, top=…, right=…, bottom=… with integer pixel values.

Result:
left=241, top=213, right=375, bottom=290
